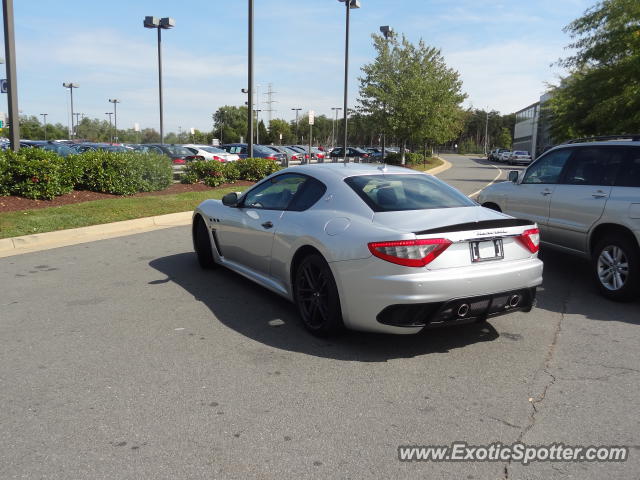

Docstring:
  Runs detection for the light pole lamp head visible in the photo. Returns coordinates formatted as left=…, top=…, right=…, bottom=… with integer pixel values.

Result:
left=159, top=17, right=175, bottom=29
left=144, top=16, right=160, bottom=28
left=109, top=98, right=120, bottom=104
left=63, top=82, right=79, bottom=88
left=338, top=0, right=361, bottom=8
left=380, top=25, right=392, bottom=38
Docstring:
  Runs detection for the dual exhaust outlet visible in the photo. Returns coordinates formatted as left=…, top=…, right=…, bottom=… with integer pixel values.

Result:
left=456, top=294, right=521, bottom=318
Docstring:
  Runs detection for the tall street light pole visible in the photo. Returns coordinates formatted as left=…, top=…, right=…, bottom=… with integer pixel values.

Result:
left=109, top=98, right=120, bottom=143
left=105, top=112, right=113, bottom=143
left=331, top=107, right=341, bottom=151
left=247, top=0, right=254, bottom=157
left=144, top=16, right=175, bottom=145
left=338, top=0, right=360, bottom=164
left=63, top=82, right=79, bottom=140
left=484, top=108, right=489, bottom=156
left=379, top=25, right=392, bottom=162
left=291, top=108, right=301, bottom=143
left=2, top=0, right=19, bottom=150
left=40, top=113, right=48, bottom=140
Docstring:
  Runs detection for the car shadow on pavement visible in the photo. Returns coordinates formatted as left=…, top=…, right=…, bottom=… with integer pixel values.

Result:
left=535, top=248, right=640, bottom=324
left=149, top=253, right=500, bottom=362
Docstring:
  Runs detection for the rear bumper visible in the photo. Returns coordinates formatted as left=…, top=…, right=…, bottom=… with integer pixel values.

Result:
left=330, top=257, right=543, bottom=334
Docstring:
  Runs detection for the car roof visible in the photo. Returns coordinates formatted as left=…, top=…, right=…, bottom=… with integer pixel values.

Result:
left=555, top=140, right=640, bottom=148
left=281, top=163, right=422, bottom=182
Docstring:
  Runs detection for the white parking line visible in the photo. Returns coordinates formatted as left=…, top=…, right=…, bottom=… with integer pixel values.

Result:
left=469, top=162, right=503, bottom=198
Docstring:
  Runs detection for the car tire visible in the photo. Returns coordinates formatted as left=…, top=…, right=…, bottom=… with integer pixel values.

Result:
left=294, top=254, right=344, bottom=336
left=194, top=216, right=216, bottom=269
left=592, top=235, right=639, bottom=301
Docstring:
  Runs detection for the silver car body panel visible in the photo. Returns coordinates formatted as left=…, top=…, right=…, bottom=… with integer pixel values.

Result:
left=478, top=142, right=640, bottom=258
left=195, top=164, right=543, bottom=334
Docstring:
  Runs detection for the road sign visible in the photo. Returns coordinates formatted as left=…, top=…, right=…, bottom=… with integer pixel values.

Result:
left=0, top=79, right=7, bottom=94
left=308, top=110, right=315, bottom=125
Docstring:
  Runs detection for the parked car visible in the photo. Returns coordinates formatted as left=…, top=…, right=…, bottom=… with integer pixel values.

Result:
left=329, top=147, right=370, bottom=160
left=144, top=144, right=201, bottom=173
left=498, top=151, right=512, bottom=163
left=192, top=163, right=543, bottom=336
left=489, top=148, right=510, bottom=162
left=20, top=140, right=74, bottom=157
left=71, top=143, right=130, bottom=153
left=478, top=138, right=640, bottom=300
left=182, top=144, right=239, bottom=162
left=219, top=143, right=286, bottom=163
left=287, top=145, right=310, bottom=162
left=267, top=145, right=304, bottom=163
left=507, top=150, right=533, bottom=165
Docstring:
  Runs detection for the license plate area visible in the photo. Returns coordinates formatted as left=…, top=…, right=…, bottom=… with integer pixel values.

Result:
left=470, top=239, right=504, bottom=263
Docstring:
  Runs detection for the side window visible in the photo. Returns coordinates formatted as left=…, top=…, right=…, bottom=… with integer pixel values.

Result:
left=560, top=147, right=623, bottom=186
left=615, top=148, right=640, bottom=187
left=522, top=149, right=572, bottom=184
left=242, top=174, right=308, bottom=210
left=149, top=146, right=164, bottom=154
left=288, top=178, right=327, bottom=211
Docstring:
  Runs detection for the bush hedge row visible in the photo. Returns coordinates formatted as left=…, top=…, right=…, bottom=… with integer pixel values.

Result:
left=385, top=152, right=430, bottom=165
left=181, top=158, right=282, bottom=187
left=0, top=148, right=174, bottom=199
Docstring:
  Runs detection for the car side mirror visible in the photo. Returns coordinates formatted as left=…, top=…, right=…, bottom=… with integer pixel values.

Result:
left=222, top=192, right=240, bottom=207
left=508, top=171, right=519, bottom=183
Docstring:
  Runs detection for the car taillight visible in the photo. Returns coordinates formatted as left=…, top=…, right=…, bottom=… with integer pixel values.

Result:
left=516, top=228, right=540, bottom=253
left=368, top=239, right=452, bottom=267
left=305, top=154, right=309, bottom=159
left=318, top=153, right=325, bottom=158
left=212, top=155, right=224, bottom=162
left=265, top=156, right=277, bottom=160
left=291, top=154, right=299, bottom=160
left=172, top=158, right=186, bottom=164
left=184, top=155, right=202, bottom=161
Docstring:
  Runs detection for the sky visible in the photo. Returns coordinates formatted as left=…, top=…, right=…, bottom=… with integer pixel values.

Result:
left=1, top=0, right=594, bottom=134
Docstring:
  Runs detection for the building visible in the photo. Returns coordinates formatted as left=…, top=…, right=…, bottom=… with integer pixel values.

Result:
left=513, top=93, right=553, bottom=159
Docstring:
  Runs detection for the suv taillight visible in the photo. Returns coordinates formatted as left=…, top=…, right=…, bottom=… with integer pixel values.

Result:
left=368, top=239, right=452, bottom=267
left=516, top=228, right=540, bottom=253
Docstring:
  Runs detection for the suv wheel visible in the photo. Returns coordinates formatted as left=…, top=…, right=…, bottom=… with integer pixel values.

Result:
left=592, top=235, right=639, bottom=301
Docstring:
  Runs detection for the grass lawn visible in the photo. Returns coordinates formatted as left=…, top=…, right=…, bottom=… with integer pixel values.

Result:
left=408, top=156, right=444, bottom=171
left=0, top=186, right=249, bottom=239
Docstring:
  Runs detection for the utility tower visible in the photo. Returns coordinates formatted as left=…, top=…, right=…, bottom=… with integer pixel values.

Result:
left=264, top=83, right=277, bottom=123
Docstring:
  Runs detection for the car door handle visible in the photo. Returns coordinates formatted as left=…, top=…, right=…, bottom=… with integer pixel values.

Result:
left=541, top=189, right=552, bottom=196
left=261, top=221, right=273, bottom=229
left=592, top=191, right=608, bottom=199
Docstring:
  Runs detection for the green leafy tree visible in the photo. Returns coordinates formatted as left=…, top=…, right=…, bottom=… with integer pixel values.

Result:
left=213, top=105, right=249, bottom=144
left=549, top=0, right=640, bottom=140
left=358, top=34, right=467, bottom=163
left=266, top=119, right=294, bottom=144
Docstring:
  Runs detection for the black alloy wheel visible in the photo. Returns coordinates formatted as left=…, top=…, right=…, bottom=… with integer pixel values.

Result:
left=294, top=254, right=343, bottom=336
left=194, top=216, right=216, bottom=269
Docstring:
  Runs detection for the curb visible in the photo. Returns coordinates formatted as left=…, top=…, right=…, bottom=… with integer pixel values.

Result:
left=0, top=160, right=453, bottom=258
left=427, top=156, right=452, bottom=176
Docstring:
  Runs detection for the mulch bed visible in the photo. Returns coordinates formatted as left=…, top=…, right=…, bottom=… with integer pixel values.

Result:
left=0, top=181, right=255, bottom=213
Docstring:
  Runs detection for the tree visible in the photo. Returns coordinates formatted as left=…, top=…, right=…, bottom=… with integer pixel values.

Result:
left=548, top=0, right=640, bottom=140
left=358, top=33, right=467, bottom=163
left=213, top=105, right=249, bottom=144
left=266, top=119, right=293, bottom=144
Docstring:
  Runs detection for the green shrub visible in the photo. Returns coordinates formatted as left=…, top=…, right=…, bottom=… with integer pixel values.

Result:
left=77, top=150, right=172, bottom=195
left=235, top=157, right=282, bottom=181
left=1, top=148, right=73, bottom=199
left=385, top=152, right=426, bottom=165
left=0, top=155, right=11, bottom=196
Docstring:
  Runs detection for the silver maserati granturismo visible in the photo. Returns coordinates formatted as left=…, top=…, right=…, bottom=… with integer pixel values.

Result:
left=192, top=163, right=543, bottom=335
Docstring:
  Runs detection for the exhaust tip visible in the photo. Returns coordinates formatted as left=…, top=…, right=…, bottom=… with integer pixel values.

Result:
left=457, top=303, right=470, bottom=317
left=509, top=294, right=521, bottom=308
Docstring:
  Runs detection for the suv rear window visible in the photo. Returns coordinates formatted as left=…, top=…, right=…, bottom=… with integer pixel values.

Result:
left=344, top=174, right=474, bottom=212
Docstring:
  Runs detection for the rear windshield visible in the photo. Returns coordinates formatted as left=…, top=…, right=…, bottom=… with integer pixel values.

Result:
left=344, top=174, right=475, bottom=212
left=514, top=151, right=529, bottom=155
left=165, top=145, right=192, bottom=156
left=201, top=146, right=226, bottom=154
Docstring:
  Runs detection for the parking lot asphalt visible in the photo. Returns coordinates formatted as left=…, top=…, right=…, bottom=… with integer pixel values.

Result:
left=1, top=154, right=638, bottom=479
